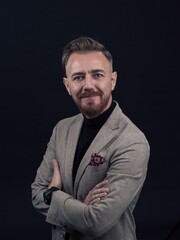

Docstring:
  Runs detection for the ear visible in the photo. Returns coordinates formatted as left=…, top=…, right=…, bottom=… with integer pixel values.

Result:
left=111, top=71, right=117, bottom=91
left=63, top=77, right=71, bottom=96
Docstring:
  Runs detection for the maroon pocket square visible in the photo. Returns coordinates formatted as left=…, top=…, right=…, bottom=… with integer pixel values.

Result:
left=89, top=153, right=105, bottom=166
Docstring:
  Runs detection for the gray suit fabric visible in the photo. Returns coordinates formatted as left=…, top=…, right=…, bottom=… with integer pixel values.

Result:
left=31, top=102, right=150, bottom=240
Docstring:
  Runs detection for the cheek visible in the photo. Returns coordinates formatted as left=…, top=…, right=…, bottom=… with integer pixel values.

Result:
left=70, top=84, right=82, bottom=96
left=99, top=82, right=112, bottom=93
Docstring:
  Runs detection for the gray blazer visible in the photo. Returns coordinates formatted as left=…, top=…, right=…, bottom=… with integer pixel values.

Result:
left=31, top=102, right=150, bottom=240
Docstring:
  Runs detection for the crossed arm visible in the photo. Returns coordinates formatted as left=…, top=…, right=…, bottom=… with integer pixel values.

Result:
left=49, top=159, right=109, bottom=205
left=32, top=137, right=149, bottom=237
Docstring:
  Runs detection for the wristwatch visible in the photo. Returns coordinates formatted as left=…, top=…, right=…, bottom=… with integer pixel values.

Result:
left=43, top=187, right=59, bottom=205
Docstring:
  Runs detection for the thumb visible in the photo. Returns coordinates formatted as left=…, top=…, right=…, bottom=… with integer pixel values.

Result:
left=49, top=159, right=61, bottom=189
left=52, top=159, right=59, bottom=173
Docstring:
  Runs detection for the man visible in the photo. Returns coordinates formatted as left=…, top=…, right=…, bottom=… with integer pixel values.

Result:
left=31, top=36, right=150, bottom=240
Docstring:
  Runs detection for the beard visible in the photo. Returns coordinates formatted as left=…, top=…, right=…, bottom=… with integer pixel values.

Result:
left=73, top=90, right=112, bottom=118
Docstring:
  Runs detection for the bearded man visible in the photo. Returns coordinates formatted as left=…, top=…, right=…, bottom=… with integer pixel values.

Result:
left=32, top=36, right=150, bottom=240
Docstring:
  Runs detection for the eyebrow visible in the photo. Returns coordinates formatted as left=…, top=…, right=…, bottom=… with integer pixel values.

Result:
left=71, top=69, right=105, bottom=78
left=71, top=72, right=85, bottom=78
left=90, top=69, right=105, bottom=74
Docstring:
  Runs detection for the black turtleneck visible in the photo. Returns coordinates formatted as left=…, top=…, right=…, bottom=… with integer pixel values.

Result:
left=73, top=101, right=116, bottom=182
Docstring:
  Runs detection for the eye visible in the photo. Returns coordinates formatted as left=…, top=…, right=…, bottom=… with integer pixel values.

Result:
left=93, top=73, right=104, bottom=79
left=73, top=75, right=84, bottom=81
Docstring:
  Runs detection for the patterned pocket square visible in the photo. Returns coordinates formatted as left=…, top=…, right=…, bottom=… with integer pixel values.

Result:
left=90, top=153, right=105, bottom=166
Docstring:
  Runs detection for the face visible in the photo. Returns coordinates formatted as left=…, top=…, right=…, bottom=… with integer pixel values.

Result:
left=63, top=51, right=117, bottom=118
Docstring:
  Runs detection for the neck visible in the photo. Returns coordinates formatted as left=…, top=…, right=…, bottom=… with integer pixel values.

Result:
left=83, top=100, right=116, bottom=129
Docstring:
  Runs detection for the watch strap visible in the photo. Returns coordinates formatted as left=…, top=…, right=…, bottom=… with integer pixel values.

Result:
left=43, top=186, right=59, bottom=205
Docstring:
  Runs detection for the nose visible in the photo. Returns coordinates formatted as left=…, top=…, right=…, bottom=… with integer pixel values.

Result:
left=83, top=75, right=95, bottom=91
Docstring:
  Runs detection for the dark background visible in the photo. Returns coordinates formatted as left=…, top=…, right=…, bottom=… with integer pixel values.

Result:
left=0, top=1, right=179, bottom=239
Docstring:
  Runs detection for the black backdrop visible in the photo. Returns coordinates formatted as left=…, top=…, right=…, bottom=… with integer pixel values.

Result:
left=0, top=1, right=179, bottom=240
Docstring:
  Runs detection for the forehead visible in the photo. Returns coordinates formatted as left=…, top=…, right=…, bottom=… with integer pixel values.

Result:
left=66, top=51, right=111, bottom=75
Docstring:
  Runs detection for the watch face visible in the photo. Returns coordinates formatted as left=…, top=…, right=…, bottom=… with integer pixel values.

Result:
left=43, top=187, right=59, bottom=205
left=43, top=191, right=50, bottom=205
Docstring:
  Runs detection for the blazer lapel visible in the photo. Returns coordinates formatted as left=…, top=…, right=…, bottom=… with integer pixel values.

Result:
left=63, top=102, right=122, bottom=197
left=63, top=114, right=84, bottom=196
left=73, top=117, right=119, bottom=196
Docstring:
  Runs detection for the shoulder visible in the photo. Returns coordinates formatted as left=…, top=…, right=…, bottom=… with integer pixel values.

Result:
left=48, top=113, right=83, bottom=142
left=109, top=103, right=150, bottom=168
left=54, top=113, right=83, bottom=130
left=110, top=101, right=149, bottom=147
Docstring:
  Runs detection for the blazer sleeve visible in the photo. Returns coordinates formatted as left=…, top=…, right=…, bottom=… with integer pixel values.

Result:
left=46, top=136, right=150, bottom=238
left=31, top=124, right=57, bottom=216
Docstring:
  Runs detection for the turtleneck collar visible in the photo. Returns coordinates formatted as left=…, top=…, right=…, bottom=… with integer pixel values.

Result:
left=83, top=101, right=116, bottom=130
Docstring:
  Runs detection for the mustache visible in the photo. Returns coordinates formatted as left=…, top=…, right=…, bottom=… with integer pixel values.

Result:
left=78, top=91, right=102, bottom=98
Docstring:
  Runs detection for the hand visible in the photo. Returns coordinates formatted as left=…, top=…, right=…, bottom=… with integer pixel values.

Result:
left=83, top=180, right=109, bottom=205
left=48, top=159, right=62, bottom=189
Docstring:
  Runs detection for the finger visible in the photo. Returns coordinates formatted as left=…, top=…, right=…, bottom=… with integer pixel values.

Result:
left=90, top=187, right=109, bottom=197
left=84, top=189, right=109, bottom=205
left=89, top=197, right=101, bottom=205
left=89, top=191, right=109, bottom=205
left=89, top=191, right=108, bottom=201
left=93, top=180, right=108, bottom=190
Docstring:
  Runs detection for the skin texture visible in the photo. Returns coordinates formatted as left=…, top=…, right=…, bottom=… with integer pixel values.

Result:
left=48, top=159, right=62, bottom=189
left=63, top=51, right=117, bottom=119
